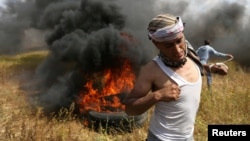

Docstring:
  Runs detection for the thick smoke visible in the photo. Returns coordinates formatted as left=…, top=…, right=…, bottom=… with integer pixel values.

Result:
left=27, top=0, right=151, bottom=114
left=1, top=0, right=250, bottom=114
left=1, top=0, right=249, bottom=65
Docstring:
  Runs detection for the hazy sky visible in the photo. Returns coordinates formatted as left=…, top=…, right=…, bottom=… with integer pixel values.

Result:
left=0, top=0, right=6, bottom=8
left=0, top=0, right=250, bottom=67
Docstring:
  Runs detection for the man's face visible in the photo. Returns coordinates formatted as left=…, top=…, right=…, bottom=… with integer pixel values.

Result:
left=154, top=32, right=186, bottom=61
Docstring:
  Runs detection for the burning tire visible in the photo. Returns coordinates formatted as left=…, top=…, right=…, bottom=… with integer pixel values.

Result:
left=85, top=110, right=148, bottom=133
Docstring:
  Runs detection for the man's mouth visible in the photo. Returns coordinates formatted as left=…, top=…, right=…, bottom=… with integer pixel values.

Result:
left=174, top=52, right=184, bottom=59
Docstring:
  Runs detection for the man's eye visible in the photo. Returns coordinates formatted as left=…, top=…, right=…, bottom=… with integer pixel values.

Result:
left=163, top=43, right=170, bottom=46
left=177, top=40, right=182, bottom=43
left=164, top=44, right=172, bottom=48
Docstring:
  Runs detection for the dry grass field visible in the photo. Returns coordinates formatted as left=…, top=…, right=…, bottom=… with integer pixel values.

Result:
left=0, top=51, right=249, bottom=141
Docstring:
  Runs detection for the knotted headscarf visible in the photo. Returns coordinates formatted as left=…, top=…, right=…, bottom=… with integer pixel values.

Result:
left=148, top=14, right=184, bottom=42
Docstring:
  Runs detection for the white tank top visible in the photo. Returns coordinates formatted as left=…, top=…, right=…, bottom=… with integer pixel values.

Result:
left=149, top=56, right=202, bottom=141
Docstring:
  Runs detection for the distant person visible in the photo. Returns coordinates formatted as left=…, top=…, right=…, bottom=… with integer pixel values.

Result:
left=196, top=40, right=233, bottom=88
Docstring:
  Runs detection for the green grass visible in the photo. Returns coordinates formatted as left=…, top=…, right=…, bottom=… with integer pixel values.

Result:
left=0, top=51, right=249, bottom=141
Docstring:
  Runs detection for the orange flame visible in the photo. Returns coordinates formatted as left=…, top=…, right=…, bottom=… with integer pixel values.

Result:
left=78, top=60, right=135, bottom=114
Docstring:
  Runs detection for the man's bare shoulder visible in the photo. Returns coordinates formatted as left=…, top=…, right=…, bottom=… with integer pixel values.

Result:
left=140, top=60, right=173, bottom=90
left=140, top=60, right=159, bottom=72
left=138, top=60, right=163, bottom=82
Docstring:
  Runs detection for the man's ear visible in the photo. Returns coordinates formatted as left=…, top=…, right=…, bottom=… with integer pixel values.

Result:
left=152, top=40, right=160, bottom=49
left=152, top=40, right=157, bottom=45
left=152, top=40, right=157, bottom=46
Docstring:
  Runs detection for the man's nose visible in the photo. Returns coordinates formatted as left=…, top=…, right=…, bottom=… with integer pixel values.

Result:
left=172, top=43, right=182, bottom=52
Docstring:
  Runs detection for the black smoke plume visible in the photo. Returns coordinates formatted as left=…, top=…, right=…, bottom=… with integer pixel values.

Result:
left=28, top=0, right=150, bottom=114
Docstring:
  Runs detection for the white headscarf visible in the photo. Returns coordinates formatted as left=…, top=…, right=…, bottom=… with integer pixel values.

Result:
left=148, top=17, right=184, bottom=42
